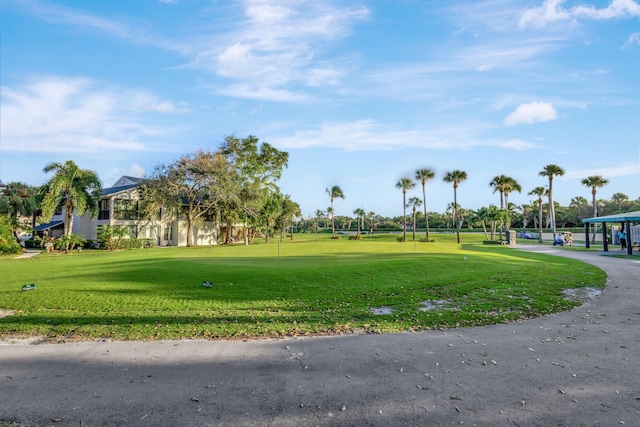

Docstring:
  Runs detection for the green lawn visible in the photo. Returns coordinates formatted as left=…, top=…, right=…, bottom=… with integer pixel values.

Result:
left=0, top=233, right=606, bottom=341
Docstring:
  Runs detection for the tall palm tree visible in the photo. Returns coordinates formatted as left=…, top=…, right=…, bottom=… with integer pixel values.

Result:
left=40, top=160, right=102, bottom=238
left=581, top=175, right=609, bottom=243
left=489, top=175, right=509, bottom=209
left=395, top=178, right=415, bottom=242
left=415, top=168, right=435, bottom=241
left=502, top=178, right=522, bottom=212
left=353, top=208, right=365, bottom=239
left=490, top=175, right=521, bottom=232
left=326, top=186, right=345, bottom=237
left=367, top=211, right=376, bottom=234
left=539, top=164, right=565, bottom=239
left=407, top=197, right=422, bottom=240
left=443, top=170, right=467, bottom=244
left=528, top=186, right=546, bottom=243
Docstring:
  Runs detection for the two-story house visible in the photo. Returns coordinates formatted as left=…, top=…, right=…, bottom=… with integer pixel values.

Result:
left=37, top=176, right=227, bottom=246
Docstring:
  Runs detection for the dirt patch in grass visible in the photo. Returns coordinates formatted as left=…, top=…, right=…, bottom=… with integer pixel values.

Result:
left=0, top=309, right=16, bottom=319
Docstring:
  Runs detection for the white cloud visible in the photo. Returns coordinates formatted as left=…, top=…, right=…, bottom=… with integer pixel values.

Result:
left=520, top=0, right=640, bottom=28
left=1, top=76, right=185, bottom=153
left=14, top=0, right=189, bottom=53
left=564, top=163, right=640, bottom=179
left=272, top=120, right=540, bottom=152
left=503, top=101, right=558, bottom=126
left=190, top=1, right=369, bottom=101
left=623, top=32, right=640, bottom=47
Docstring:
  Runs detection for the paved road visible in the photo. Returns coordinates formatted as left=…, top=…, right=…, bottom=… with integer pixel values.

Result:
left=1, top=247, right=639, bottom=426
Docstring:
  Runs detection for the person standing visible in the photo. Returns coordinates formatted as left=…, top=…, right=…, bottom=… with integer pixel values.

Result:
left=618, top=225, right=627, bottom=250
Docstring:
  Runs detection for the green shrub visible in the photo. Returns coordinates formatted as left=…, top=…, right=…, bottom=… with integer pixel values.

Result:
left=118, top=238, right=155, bottom=249
left=0, top=239, right=22, bottom=254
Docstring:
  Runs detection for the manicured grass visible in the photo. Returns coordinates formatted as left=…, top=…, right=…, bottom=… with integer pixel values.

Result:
left=0, top=233, right=606, bottom=341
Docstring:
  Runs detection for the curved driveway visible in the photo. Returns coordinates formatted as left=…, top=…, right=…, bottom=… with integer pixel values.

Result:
left=1, top=247, right=639, bottom=426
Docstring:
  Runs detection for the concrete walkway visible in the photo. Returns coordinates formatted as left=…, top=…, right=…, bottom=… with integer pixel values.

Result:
left=14, top=249, right=42, bottom=259
left=1, top=247, right=639, bottom=426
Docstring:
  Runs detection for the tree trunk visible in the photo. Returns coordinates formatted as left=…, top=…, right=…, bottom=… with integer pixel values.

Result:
left=591, top=189, right=597, bottom=243
left=538, top=201, right=543, bottom=243
left=412, top=209, right=417, bottom=241
left=225, top=217, right=233, bottom=244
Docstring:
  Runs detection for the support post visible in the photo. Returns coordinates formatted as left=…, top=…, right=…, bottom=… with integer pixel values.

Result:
left=584, top=223, right=590, bottom=249
left=626, top=221, right=632, bottom=255
left=602, top=222, right=608, bottom=252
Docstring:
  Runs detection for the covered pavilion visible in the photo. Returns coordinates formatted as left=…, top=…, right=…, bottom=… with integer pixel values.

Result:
left=582, top=211, right=640, bottom=255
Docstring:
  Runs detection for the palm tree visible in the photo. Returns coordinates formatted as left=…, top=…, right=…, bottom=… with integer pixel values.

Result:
left=40, top=160, right=102, bottom=238
left=395, top=178, right=415, bottom=242
left=539, top=164, right=564, bottom=239
left=443, top=170, right=467, bottom=243
left=367, top=211, right=376, bottom=234
left=502, top=179, right=521, bottom=213
left=473, top=207, right=491, bottom=240
left=353, top=208, right=365, bottom=239
left=489, top=175, right=509, bottom=209
left=326, top=186, right=345, bottom=237
left=490, top=175, right=521, bottom=232
left=415, top=168, right=435, bottom=241
left=407, top=197, right=422, bottom=240
left=314, top=209, right=325, bottom=232
left=528, top=186, right=546, bottom=243
left=581, top=175, right=609, bottom=243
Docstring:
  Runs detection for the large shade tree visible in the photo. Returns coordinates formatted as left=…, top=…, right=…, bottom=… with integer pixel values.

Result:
left=581, top=175, right=609, bottom=243
left=443, top=170, right=467, bottom=244
left=395, top=177, right=415, bottom=242
left=220, top=135, right=289, bottom=244
left=326, top=186, right=345, bottom=237
left=39, top=160, right=102, bottom=238
left=415, top=168, right=435, bottom=241
left=0, top=182, right=38, bottom=241
left=528, top=186, right=546, bottom=243
left=145, top=150, right=232, bottom=247
left=539, top=164, right=565, bottom=239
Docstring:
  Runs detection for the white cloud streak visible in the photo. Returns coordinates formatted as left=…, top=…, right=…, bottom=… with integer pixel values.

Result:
left=520, top=0, right=640, bottom=28
left=191, top=0, right=369, bottom=101
left=272, top=120, right=540, bottom=151
left=10, top=0, right=190, bottom=53
left=504, top=101, right=558, bottom=126
left=1, top=76, right=187, bottom=153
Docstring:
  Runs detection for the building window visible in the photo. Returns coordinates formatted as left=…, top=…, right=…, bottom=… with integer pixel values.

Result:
left=164, top=226, right=172, bottom=241
left=113, top=199, right=140, bottom=220
left=98, top=199, right=110, bottom=220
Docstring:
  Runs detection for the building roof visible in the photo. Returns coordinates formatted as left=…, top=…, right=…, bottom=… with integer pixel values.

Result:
left=100, top=176, right=145, bottom=197
left=581, top=211, right=640, bottom=223
left=111, top=176, right=143, bottom=187
left=102, top=183, right=140, bottom=197
left=34, top=220, right=64, bottom=231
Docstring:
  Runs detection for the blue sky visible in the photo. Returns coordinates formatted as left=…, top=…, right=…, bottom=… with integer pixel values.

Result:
left=1, top=0, right=639, bottom=218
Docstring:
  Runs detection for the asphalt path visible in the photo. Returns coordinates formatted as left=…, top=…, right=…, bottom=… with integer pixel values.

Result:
left=1, top=246, right=639, bottom=426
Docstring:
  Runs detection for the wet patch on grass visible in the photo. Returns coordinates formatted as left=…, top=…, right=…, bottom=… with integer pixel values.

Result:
left=371, top=307, right=395, bottom=315
left=563, top=287, right=602, bottom=303
left=418, top=300, right=454, bottom=311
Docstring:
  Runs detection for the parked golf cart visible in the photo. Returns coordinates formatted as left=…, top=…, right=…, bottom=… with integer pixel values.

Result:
left=553, top=231, right=573, bottom=246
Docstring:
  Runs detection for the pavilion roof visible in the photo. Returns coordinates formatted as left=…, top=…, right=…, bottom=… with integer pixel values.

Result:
left=581, top=211, right=640, bottom=223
